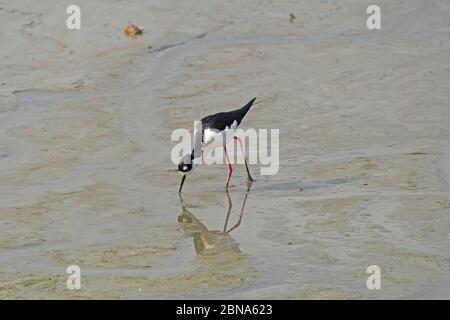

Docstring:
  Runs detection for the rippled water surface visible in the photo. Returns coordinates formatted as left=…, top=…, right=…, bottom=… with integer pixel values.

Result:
left=1, top=0, right=450, bottom=299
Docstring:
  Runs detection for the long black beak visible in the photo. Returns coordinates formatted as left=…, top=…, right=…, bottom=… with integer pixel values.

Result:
left=179, top=175, right=186, bottom=193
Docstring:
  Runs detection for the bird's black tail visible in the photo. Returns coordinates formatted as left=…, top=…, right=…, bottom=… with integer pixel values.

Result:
left=238, top=97, right=257, bottom=119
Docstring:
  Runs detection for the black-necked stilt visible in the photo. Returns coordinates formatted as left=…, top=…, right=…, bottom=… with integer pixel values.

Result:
left=178, top=97, right=256, bottom=192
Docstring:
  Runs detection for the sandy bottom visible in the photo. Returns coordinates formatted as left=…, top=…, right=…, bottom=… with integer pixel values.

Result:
left=1, top=0, right=450, bottom=299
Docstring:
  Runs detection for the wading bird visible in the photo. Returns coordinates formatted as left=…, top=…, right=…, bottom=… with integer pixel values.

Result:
left=178, top=98, right=256, bottom=192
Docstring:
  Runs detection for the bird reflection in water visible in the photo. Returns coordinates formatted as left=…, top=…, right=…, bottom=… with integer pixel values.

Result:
left=178, top=181, right=253, bottom=256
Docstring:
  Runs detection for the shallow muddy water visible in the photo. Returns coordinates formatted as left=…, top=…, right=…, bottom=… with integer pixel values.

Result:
left=1, top=0, right=450, bottom=299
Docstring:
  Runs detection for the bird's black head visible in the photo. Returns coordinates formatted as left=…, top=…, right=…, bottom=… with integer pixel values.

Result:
left=178, top=153, right=194, bottom=193
left=178, top=154, right=193, bottom=173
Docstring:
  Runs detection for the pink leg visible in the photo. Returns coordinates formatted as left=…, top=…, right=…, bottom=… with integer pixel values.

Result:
left=234, top=136, right=254, bottom=181
left=224, top=146, right=233, bottom=189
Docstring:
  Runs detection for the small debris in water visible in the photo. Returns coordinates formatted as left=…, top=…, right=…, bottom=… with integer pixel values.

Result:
left=288, top=13, right=296, bottom=23
left=124, top=23, right=143, bottom=37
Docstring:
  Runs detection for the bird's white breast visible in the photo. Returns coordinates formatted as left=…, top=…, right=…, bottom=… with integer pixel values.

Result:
left=203, top=120, right=238, bottom=153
